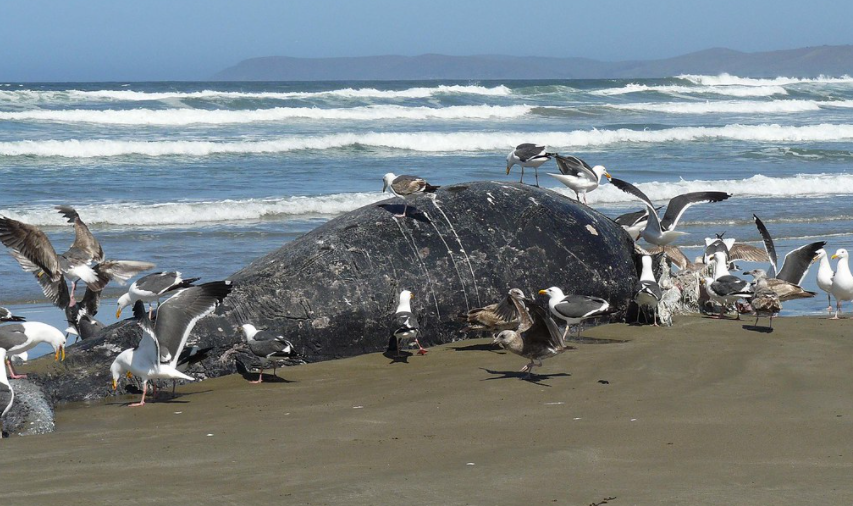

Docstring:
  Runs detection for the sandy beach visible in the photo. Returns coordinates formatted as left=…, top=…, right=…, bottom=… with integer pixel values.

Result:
left=4, top=315, right=853, bottom=505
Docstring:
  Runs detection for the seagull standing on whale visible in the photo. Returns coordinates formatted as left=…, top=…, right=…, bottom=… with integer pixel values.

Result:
left=547, top=154, right=611, bottom=204
left=382, top=173, right=440, bottom=218
left=506, top=143, right=552, bottom=187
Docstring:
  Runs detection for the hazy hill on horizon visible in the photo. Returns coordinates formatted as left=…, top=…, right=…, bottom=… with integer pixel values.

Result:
left=212, top=45, right=853, bottom=81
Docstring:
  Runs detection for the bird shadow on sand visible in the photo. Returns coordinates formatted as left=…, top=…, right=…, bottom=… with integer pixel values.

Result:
left=742, top=324, right=774, bottom=333
left=450, top=342, right=504, bottom=353
left=108, top=389, right=213, bottom=406
left=238, top=372, right=294, bottom=383
left=480, top=368, right=571, bottom=387
left=377, top=204, right=431, bottom=223
left=383, top=350, right=414, bottom=363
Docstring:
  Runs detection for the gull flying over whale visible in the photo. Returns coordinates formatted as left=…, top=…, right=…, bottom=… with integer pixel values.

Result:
left=609, top=178, right=731, bottom=246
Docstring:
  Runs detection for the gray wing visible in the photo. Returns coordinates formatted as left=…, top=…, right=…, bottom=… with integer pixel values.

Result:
left=777, top=241, right=827, bottom=286
left=395, top=311, right=419, bottom=331
left=56, top=206, right=104, bottom=264
left=514, top=143, right=547, bottom=162
left=614, top=208, right=649, bottom=227
left=87, top=259, right=157, bottom=291
left=248, top=332, right=294, bottom=358
left=522, top=301, right=562, bottom=350
left=0, top=216, right=62, bottom=277
left=153, top=281, right=233, bottom=366
left=554, top=154, right=595, bottom=179
left=0, top=307, right=25, bottom=322
left=728, top=243, right=771, bottom=263
left=390, top=175, right=428, bottom=196
left=710, top=275, right=750, bottom=296
left=752, top=214, right=778, bottom=277
left=660, top=192, right=731, bottom=231
left=634, top=280, right=662, bottom=301
left=0, top=324, right=30, bottom=350
left=553, top=294, right=610, bottom=319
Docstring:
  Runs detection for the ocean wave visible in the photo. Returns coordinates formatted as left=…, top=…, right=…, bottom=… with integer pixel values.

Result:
left=0, top=104, right=532, bottom=125
left=606, top=99, right=823, bottom=114
left=677, top=73, right=853, bottom=86
left=6, top=123, right=853, bottom=158
left=580, top=173, right=853, bottom=205
left=2, top=173, right=850, bottom=228
left=0, top=193, right=389, bottom=227
left=590, top=83, right=788, bottom=97
left=0, top=84, right=513, bottom=104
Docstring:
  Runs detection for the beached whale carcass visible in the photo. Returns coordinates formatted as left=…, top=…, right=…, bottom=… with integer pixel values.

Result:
left=24, top=181, right=638, bottom=406
left=198, top=180, right=638, bottom=359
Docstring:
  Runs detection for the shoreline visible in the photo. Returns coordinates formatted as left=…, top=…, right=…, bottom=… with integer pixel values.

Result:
left=5, top=315, right=853, bottom=504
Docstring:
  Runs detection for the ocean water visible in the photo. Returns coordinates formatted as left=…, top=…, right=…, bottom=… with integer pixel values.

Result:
left=2, top=75, right=853, bottom=357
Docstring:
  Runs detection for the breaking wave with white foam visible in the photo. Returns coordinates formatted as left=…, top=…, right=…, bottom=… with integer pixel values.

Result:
left=677, top=73, right=853, bottom=87
left=6, top=123, right=853, bottom=158
left=582, top=173, right=853, bottom=205
left=3, top=173, right=851, bottom=228
left=606, top=99, right=825, bottom=114
left=591, top=83, right=788, bottom=97
left=0, top=104, right=532, bottom=125
left=0, top=84, right=513, bottom=104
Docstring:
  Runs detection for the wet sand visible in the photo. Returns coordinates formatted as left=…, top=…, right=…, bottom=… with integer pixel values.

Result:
left=5, top=316, right=853, bottom=505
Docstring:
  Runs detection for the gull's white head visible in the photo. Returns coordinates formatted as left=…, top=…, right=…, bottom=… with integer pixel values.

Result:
left=813, top=248, right=827, bottom=263
left=240, top=323, right=259, bottom=340
left=382, top=173, right=397, bottom=192
left=832, top=248, right=849, bottom=260
left=593, top=165, right=611, bottom=181
left=506, top=151, right=516, bottom=173
left=110, top=349, right=132, bottom=391
left=538, top=286, right=565, bottom=299
left=493, top=329, right=518, bottom=349
left=116, top=293, right=132, bottom=318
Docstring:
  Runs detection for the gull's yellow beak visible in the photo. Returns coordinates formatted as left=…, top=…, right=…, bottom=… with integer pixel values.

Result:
left=126, top=371, right=133, bottom=379
left=116, top=307, right=123, bottom=318
left=112, top=379, right=117, bottom=391
left=832, top=254, right=839, bottom=259
left=604, top=172, right=612, bottom=180
left=538, top=289, right=547, bottom=295
left=506, top=165, right=511, bottom=175
left=812, top=255, right=820, bottom=264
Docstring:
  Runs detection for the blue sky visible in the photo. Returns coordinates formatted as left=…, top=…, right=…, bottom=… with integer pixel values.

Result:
left=1, top=0, right=851, bottom=81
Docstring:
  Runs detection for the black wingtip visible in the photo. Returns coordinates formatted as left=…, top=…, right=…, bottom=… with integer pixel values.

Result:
left=55, top=205, right=79, bottom=223
left=177, top=276, right=202, bottom=289
left=424, top=184, right=441, bottom=193
left=199, top=280, right=234, bottom=303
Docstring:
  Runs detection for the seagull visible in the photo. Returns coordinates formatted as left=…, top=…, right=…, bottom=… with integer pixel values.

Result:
left=381, top=173, right=441, bottom=218
left=116, top=271, right=200, bottom=318
left=702, top=233, right=769, bottom=266
left=634, top=255, right=662, bottom=325
left=458, top=288, right=528, bottom=337
left=830, top=249, right=853, bottom=320
left=0, top=322, right=66, bottom=379
left=702, top=253, right=752, bottom=319
left=614, top=207, right=660, bottom=241
left=547, top=154, right=610, bottom=204
left=743, top=269, right=781, bottom=328
left=0, top=348, right=13, bottom=419
left=389, top=290, right=427, bottom=356
left=609, top=178, right=731, bottom=246
left=752, top=214, right=825, bottom=285
left=492, top=288, right=572, bottom=378
left=539, top=287, right=615, bottom=339
left=0, top=308, right=25, bottom=323
left=239, top=324, right=296, bottom=383
left=506, top=143, right=552, bottom=186
left=813, top=249, right=835, bottom=316
left=110, top=280, right=233, bottom=406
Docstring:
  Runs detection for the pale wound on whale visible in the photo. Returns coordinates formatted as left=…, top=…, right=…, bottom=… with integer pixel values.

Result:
left=586, top=224, right=599, bottom=236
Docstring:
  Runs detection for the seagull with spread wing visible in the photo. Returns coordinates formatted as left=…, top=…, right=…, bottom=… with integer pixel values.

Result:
left=609, top=178, right=731, bottom=246
left=547, top=154, right=610, bottom=204
left=110, top=280, right=233, bottom=406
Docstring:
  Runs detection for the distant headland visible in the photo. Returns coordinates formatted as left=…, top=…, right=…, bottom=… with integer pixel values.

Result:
left=212, top=45, right=853, bottom=81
